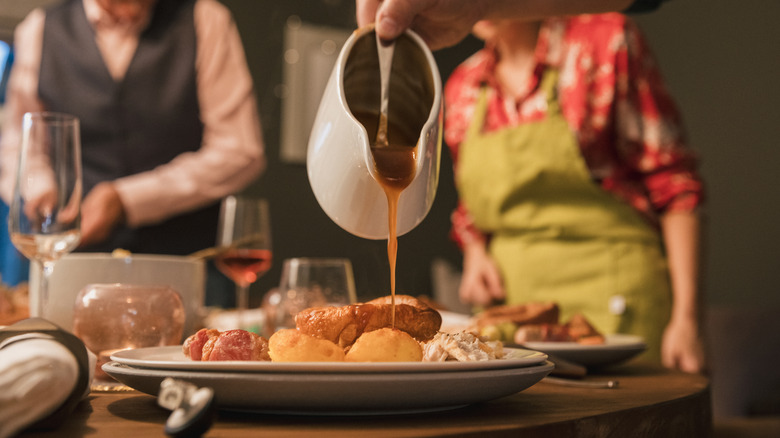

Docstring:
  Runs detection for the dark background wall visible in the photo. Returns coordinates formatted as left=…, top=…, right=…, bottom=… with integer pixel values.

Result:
left=219, top=0, right=780, bottom=310
left=632, top=1, right=780, bottom=309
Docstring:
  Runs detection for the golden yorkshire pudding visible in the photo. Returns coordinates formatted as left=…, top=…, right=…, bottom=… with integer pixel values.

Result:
left=294, top=295, right=442, bottom=348
left=268, top=329, right=345, bottom=362
left=345, top=328, right=423, bottom=362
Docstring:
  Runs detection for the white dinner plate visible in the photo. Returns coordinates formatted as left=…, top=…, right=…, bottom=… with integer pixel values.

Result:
left=110, top=346, right=547, bottom=373
left=102, top=360, right=554, bottom=414
left=520, top=334, right=646, bottom=368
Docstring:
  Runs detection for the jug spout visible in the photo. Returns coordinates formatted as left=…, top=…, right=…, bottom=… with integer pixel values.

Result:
left=307, top=26, right=443, bottom=240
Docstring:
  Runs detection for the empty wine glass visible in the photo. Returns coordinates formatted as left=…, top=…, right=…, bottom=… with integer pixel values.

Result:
left=214, top=196, right=272, bottom=327
left=9, top=112, right=82, bottom=317
left=265, top=258, right=357, bottom=335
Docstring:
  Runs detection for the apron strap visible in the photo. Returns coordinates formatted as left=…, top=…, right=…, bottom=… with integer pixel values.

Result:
left=539, top=68, right=561, bottom=115
left=465, top=86, right=490, bottom=142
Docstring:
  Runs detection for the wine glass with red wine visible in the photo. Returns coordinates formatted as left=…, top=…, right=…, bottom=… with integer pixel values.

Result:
left=214, top=196, right=272, bottom=327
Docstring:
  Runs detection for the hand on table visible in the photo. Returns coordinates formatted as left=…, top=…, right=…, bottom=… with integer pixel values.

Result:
left=22, top=187, right=57, bottom=224
left=459, top=239, right=505, bottom=307
left=78, top=182, right=126, bottom=248
left=661, top=314, right=707, bottom=374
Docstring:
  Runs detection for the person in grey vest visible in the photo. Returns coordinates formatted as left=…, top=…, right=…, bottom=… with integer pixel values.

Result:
left=0, top=0, right=265, bottom=258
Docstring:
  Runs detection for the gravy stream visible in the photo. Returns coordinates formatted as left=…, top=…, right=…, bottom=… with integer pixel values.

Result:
left=370, top=132, right=417, bottom=327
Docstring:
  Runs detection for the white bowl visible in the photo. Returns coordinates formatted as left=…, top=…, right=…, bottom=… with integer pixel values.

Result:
left=30, top=253, right=205, bottom=338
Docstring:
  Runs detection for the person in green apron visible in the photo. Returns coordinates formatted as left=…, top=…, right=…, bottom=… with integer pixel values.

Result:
left=444, top=14, right=705, bottom=372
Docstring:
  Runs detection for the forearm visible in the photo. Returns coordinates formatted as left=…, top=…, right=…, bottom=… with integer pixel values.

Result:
left=114, top=131, right=264, bottom=227
left=482, top=0, right=635, bottom=21
left=359, top=0, right=636, bottom=25
left=660, top=210, right=702, bottom=322
left=360, top=0, right=640, bottom=50
left=659, top=209, right=707, bottom=372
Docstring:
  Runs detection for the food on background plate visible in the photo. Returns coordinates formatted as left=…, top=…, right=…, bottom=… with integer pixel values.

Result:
left=111, top=248, right=132, bottom=258
left=473, top=301, right=560, bottom=328
left=183, top=295, right=512, bottom=363
left=476, top=302, right=605, bottom=345
left=269, top=328, right=346, bottom=362
left=0, top=283, right=29, bottom=326
left=345, top=327, right=423, bottom=362
left=183, top=328, right=270, bottom=361
left=294, top=294, right=442, bottom=348
left=558, top=313, right=605, bottom=345
left=512, top=324, right=570, bottom=343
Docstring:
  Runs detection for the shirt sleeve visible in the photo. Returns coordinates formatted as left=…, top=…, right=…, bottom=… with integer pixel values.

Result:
left=0, top=9, right=47, bottom=204
left=612, top=17, right=704, bottom=214
left=114, top=0, right=265, bottom=227
left=449, top=203, right=488, bottom=249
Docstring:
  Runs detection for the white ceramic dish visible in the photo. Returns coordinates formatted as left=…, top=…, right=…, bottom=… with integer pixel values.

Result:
left=521, top=334, right=646, bottom=368
left=307, top=26, right=442, bottom=239
left=438, top=311, right=472, bottom=333
left=29, top=253, right=205, bottom=337
left=102, top=360, right=553, bottom=414
left=110, top=346, right=547, bottom=373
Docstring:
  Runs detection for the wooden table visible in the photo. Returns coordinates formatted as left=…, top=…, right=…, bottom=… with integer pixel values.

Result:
left=21, top=362, right=711, bottom=437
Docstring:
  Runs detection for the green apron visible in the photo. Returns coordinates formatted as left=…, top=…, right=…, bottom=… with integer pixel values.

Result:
left=455, top=69, right=671, bottom=361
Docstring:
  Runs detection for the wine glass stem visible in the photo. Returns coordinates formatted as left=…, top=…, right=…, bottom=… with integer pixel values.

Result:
left=39, top=261, right=55, bottom=317
left=236, top=283, right=249, bottom=328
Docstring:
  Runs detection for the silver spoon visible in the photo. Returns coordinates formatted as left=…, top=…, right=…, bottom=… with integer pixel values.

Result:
left=375, top=31, right=395, bottom=147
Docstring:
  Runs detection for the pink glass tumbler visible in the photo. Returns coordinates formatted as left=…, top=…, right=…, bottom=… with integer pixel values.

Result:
left=73, top=283, right=185, bottom=380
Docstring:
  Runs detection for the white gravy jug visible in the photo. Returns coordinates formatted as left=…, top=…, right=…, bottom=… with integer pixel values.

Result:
left=307, top=26, right=442, bottom=239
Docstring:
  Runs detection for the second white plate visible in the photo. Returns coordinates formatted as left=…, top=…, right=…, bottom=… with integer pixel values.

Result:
left=103, top=360, right=554, bottom=414
left=521, top=334, right=646, bottom=367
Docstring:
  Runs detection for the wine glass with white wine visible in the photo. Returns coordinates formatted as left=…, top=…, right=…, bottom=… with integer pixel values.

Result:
left=9, top=112, right=82, bottom=317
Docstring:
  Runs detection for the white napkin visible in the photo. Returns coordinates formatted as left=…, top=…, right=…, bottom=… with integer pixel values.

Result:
left=0, top=332, right=95, bottom=438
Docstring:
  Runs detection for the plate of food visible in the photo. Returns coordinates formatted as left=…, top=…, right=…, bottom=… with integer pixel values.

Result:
left=102, top=360, right=554, bottom=414
left=112, top=295, right=546, bottom=373
left=104, top=295, right=555, bottom=413
left=472, top=302, right=646, bottom=367
left=520, top=334, right=646, bottom=368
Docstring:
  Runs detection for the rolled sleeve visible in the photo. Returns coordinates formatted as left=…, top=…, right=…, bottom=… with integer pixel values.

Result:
left=615, top=18, right=704, bottom=216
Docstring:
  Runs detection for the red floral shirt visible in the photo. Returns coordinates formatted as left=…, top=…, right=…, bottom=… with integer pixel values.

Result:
left=445, top=13, right=704, bottom=247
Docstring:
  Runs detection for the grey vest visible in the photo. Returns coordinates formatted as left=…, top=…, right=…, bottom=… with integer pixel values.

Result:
left=39, top=0, right=219, bottom=255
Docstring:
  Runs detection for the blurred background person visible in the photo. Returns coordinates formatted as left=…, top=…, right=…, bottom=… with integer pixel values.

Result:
left=0, top=40, right=29, bottom=287
left=443, top=14, right=705, bottom=373
left=357, top=0, right=668, bottom=50
left=0, top=0, right=265, bottom=307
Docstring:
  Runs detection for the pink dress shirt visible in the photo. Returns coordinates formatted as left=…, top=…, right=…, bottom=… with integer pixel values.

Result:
left=0, top=0, right=265, bottom=228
